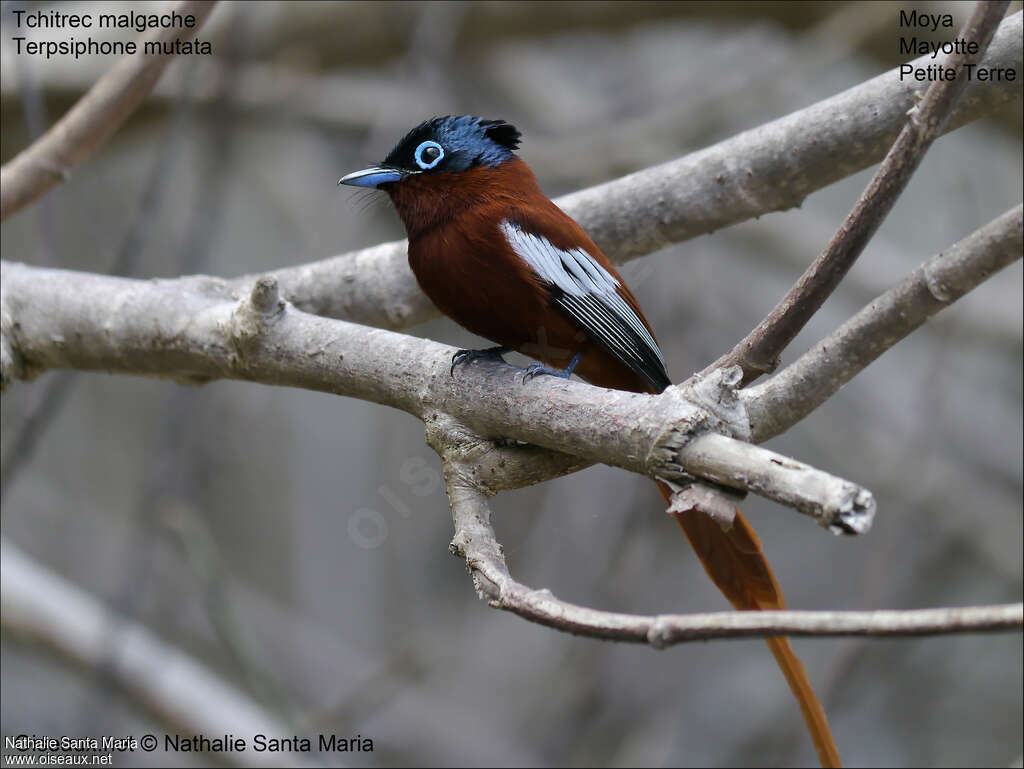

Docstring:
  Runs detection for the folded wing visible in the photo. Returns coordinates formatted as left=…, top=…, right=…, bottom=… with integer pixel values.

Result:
left=500, top=220, right=670, bottom=392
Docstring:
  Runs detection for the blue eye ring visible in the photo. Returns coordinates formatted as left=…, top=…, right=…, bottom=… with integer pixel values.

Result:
left=414, top=141, right=444, bottom=170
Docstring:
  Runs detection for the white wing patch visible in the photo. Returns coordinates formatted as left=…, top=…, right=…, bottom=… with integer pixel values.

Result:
left=500, top=220, right=669, bottom=390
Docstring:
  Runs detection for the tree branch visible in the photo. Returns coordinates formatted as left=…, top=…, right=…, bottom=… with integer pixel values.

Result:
left=744, top=205, right=1023, bottom=442
left=706, top=1, right=1012, bottom=385
left=441, top=451, right=1020, bottom=644
left=668, top=433, right=875, bottom=534
left=0, top=539, right=311, bottom=768
left=0, top=0, right=218, bottom=222
left=0, top=262, right=872, bottom=528
left=239, top=11, right=1021, bottom=329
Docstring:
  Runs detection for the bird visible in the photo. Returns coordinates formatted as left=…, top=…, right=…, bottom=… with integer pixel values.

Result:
left=340, top=115, right=841, bottom=767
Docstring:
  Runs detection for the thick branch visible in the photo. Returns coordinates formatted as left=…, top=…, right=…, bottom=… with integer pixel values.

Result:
left=744, top=205, right=1023, bottom=442
left=707, top=1, right=1012, bottom=384
left=1, top=539, right=308, bottom=768
left=0, top=1, right=218, bottom=222
left=244, top=12, right=1021, bottom=328
left=0, top=263, right=871, bottom=525
left=444, top=461, right=1021, bottom=644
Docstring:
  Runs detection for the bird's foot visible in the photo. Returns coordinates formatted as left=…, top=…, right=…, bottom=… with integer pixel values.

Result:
left=521, top=363, right=570, bottom=383
left=520, top=351, right=583, bottom=384
left=451, top=346, right=508, bottom=376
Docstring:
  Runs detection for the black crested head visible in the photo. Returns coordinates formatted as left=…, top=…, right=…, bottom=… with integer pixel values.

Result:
left=382, top=115, right=521, bottom=176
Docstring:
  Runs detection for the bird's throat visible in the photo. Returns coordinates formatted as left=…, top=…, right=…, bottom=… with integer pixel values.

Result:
left=387, top=158, right=540, bottom=241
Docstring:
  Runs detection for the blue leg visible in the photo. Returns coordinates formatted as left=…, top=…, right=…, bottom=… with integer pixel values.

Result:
left=522, top=351, right=583, bottom=384
left=451, top=346, right=508, bottom=376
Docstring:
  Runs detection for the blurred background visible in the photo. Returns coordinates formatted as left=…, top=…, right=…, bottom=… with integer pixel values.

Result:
left=1, top=1, right=1021, bottom=766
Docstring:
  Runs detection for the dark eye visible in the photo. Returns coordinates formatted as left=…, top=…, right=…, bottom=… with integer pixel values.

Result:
left=414, top=141, right=444, bottom=170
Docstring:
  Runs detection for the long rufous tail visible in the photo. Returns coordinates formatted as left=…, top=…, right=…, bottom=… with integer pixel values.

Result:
left=657, top=481, right=841, bottom=768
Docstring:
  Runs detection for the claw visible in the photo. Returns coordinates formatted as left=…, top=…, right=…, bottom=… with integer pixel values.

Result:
left=521, top=362, right=569, bottom=383
left=450, top=346, right=508, bottom=376
left=520, top=351, right=583, bottom=384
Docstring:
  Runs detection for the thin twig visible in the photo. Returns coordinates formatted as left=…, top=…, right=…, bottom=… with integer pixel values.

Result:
left=705, top=1, right=1012, bottom=385
left=0, top=0, right=217, bottom=221
left=744, top=205, right=1023, bottom=442
left=443, top=457, right=1021, bottom=644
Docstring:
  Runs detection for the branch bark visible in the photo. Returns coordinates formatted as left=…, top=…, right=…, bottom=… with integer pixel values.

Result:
left=0, top=262, right=873, bottom=526
left=0, top=1, right=218, bottom=222
left=240, top=11, right=1021, bottom=329
left=744, top=205, right=1023, bottom=442
left=669, top=433, right=875, bottom=534
left=442, top=455, right=1020, bottom=644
